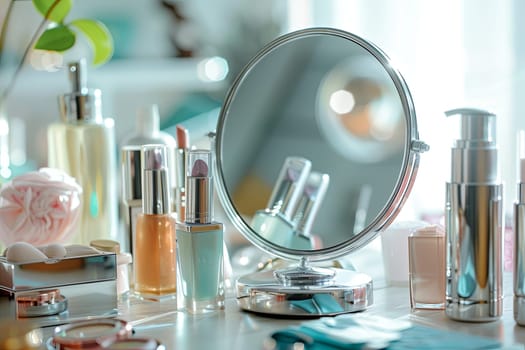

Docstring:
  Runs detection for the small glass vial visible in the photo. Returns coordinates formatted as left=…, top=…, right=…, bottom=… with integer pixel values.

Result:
left=408, top=224, right=445, bottom=310
left=90, top=239, right=132, bottom=299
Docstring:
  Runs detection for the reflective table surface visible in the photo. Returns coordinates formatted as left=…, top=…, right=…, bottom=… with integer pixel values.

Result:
left=106, top=273, right=524, bottom=349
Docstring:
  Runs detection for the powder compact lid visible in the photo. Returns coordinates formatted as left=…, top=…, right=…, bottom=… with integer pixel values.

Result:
left=99, top=338, right=165, bottom=350
left=51, top=319, right=132, bottom=349
left=17, top=288, right=68, bottom=318
left=213, top=27, right=427, bottom=316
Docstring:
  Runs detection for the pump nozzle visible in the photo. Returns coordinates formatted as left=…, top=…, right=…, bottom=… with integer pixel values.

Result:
left=445, top=108, right=496, bottom=145
left=445, top=107, right=499, bottom=184
left=68, top=59, right=88, bottom=94
left=59, top=59, right=102, bottom=123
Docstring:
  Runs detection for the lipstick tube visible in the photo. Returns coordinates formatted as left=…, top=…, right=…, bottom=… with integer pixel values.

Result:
left=176, top=150, right=224, bottom=314
left=515, top=130, right=525, bottom=325
left=445, top=108, right=503, bottom=322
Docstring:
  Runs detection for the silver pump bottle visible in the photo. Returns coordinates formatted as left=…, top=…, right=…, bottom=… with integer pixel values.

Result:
left=444, top=107, right=503, bottom=322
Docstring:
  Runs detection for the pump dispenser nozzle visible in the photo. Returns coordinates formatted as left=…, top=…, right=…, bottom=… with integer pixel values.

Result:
left=445, top=108, right=498, bottom=184
left=59, top=58, right=102, bottom=123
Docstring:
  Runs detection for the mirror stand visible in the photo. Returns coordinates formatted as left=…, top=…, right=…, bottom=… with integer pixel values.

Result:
left=274, top=257, right=335, bottom=286
left=236, top=256, right=373, bottom=317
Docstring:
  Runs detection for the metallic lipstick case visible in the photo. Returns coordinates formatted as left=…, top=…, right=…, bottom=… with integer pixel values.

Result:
left=0, top=252, right=117, bottom=327
left=445, top=108, right=503, bottom=322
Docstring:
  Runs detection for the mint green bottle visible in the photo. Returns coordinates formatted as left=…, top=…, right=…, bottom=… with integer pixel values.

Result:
left=176, top=150, right=224, bottom=314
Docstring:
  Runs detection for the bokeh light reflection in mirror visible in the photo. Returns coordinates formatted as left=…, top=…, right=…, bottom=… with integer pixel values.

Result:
left=197, top=56, right=229, bottom=82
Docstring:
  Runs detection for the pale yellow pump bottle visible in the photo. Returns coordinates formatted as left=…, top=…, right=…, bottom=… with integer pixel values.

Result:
left=47, top=59, right=118, bottom=244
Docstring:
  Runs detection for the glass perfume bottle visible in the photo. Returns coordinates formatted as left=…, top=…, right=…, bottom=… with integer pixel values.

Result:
left=251, top=157, right=311, bottom=247
left=120, top=104, right=177, bottom=255
left=289, top=172, right=330, bottom=250
left=177, top=150, right=224, bottom=314
left=408, top=224, right=445, bottom=310
left=134, top=145, right=177, bottom=299
left=47, top=59, right=118, bottom=244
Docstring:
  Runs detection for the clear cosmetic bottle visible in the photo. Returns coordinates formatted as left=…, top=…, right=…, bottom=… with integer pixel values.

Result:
left=134, top=145, right=177, bottom=299
left=177, top=150, right=224, bottom=314
left=251, top=157, right=311, bottom=247
left=47, top=59, right=118, bottom=244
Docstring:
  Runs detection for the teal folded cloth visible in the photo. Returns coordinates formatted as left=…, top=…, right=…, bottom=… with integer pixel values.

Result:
left=271, top=322, right=502, bottom=349
left=390, top=325, right=501, bottom=349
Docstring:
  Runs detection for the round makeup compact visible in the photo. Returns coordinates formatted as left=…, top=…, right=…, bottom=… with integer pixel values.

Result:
left=100, top=338, right=165, bottom=350
left=0, top=319, right=43, bottom=349
left=49, top=319, right=133, bottom=349
left=17, top=288, right=68, bottom=317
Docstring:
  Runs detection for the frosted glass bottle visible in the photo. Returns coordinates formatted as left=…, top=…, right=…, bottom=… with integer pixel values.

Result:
left=47, top=60, right=118, bottom=244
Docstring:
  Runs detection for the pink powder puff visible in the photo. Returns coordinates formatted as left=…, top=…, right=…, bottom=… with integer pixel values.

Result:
left=0, top=168, right=82, bottom=246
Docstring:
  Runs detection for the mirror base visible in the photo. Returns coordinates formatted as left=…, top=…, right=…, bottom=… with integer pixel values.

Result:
left=236, top=268, right=372, bottom=317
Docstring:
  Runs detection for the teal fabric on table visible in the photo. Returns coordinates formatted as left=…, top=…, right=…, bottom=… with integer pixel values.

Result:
left=271, top=324, right=502, bottom=349
left=390, top=325, right=501, bottom=349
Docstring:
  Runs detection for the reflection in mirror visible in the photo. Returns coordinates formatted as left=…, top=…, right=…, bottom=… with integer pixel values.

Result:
left=317, top=57, right=405, bottom=163
left=220, top=32, right=407, bottom=250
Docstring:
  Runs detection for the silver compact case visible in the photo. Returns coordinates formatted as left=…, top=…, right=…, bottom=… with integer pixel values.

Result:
left=213, top=27, right=428, bottom=316
left=0, top=252, right=118, bottom=327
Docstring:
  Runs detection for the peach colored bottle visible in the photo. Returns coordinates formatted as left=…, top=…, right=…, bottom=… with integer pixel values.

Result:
left=134, top=145, right=176, bottom=299
left=408, top=225, right=445, bottom=310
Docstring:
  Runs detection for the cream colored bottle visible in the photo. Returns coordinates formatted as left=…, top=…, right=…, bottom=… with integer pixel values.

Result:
left=47, top=59, right=118, bottom=244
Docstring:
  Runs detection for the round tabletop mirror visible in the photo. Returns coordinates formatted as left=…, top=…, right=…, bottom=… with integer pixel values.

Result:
left=214, top=27, right=428, bottom=316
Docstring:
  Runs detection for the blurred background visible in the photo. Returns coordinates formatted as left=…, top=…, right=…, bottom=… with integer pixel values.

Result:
left=0, top=0, right=524, bottom=226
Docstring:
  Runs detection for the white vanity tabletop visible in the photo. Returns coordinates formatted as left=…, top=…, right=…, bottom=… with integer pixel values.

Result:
left=110, top=272, right=525, bottom=350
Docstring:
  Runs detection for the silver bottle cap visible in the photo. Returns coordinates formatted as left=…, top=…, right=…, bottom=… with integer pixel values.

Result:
left=185, top=150, right=213, bottom=224
left=292, top=172, right=330, bottom=235
left=58, top=59, right=103, bottom=123
left=445, top=108, right=498, bottom=184
left=141, top=145, right=171, bottom=215
left=121, top=145, right=142, bottom=202
left=266, top=157, right=312, bottom=220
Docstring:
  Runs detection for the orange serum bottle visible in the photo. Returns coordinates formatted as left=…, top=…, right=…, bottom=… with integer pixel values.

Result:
left=134, top=144, right=177, bottom=300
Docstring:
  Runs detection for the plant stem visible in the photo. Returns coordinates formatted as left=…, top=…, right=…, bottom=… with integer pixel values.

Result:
left=0, top=0, right=15, bottom=62
left=1, top=0, right=62, bottom=103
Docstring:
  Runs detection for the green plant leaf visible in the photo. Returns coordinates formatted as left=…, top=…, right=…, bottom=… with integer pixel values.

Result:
left=71, top=19, right=113, bottom=65
left=34, top=25, right=75, bottom=51
left=32, top=0, right=72, bottom=23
